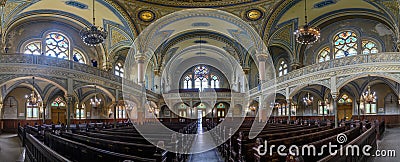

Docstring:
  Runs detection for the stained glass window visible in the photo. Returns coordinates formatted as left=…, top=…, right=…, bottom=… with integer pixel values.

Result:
left=51, top=97, right=66, bottom=107
left=362, top=40, right=379, bottom=54
left=183, top=75, right=192, bottom=89
left=334, top=31, right=358, bottom=58
left=76, top=103, right=85, bottom=119
left=115, top=62, right=124, bottom=77
left=24, top=41, right=41, bottom=55
left=45, top=32, right=69, bottom=59
left=278, top=60, right=288, bottom=76
left=73, top=49, right=86, bottom=63
left=318, top=47, right=330, bottom=63
left=211, top=75, right=220, bottom=88
left=338, top=94, right=352, bottom=104
left=194, top=66, right=209, bottom=91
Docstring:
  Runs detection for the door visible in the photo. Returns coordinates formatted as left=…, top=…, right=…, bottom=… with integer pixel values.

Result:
left=338, top=105, right=352, bottom=121
left=51, top=109, right=66, bottom=124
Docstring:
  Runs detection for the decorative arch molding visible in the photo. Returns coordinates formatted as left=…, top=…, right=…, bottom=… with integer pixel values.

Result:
left=73, top=85, right=116, bottom=102
left=289, top=81, right=331, bottom=98
left=337, top=72, right=400, bottom=91
left=131, top=8, right=268, bottom=61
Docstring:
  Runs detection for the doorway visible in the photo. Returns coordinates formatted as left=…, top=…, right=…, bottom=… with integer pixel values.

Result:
left=51, top=108, right=66, bottom=124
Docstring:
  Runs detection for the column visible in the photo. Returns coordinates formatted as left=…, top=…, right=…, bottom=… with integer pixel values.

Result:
left=259, top=96, right=267, bottom=122
left=135, top=55, right=146, bottom=86
left=243, top=68, right=250, bottom=93
left=332, top=92, right=339, bottom=128
left=257, top=54, right=268, bottom=83
left=66, top=95, right=73, bottom=130
left=286, top=99, right=291, bottom=124
left=42, top=102, right=47, bottom=124
left=153, top=69, right=161, bottom=94
left=114, top=89, right=119, bottom=128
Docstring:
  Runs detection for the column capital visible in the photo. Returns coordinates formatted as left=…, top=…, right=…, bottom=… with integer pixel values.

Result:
left=256, top=53, right=269, bottom=62
left=243, top=67, right=250, bottom=74
left=135, top=55, right=147, bottom=63
left=331, top=92, right=340, bottom=100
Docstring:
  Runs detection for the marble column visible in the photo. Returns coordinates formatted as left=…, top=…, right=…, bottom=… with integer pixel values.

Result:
left=42, top=102, right=47, bottom=124
left=257, top=54, right=268, bottom=83
left=66, top=95, right=73, bottom=130
left=286, top=99, right=291, bottom=124
left=135, top=55, right=146, bottom=86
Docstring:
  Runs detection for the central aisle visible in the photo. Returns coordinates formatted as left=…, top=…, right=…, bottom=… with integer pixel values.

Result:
left=188, top=121, right=223, bottom=162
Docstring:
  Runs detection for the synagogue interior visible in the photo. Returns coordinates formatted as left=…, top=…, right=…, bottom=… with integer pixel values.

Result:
left=0, top=0, right=399, bottom=162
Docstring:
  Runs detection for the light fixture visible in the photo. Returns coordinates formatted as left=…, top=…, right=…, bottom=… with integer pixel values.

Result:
left=249, top=105, right=257, bottom=111
left=25, top=77, right=41, bottom=105
left=294, top=0, right=320, bottom=44
left=90, top=86, right=101, bottom=108
left=80, top=0, right=107, bottom=46
left=318, top=98, right=329, bottom=106
left=361, top=75, right=376, bottom=104
left=303, top=92, right=313, bottom=106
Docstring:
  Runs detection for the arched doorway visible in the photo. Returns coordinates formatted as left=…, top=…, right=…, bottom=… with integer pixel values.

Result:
left=337, top=94, right=353, bottom=121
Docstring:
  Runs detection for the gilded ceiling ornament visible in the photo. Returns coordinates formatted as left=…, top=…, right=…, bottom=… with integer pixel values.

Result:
left=138, top=10, right=155, bottom=22
left=245, top=9, right=263, bottom=21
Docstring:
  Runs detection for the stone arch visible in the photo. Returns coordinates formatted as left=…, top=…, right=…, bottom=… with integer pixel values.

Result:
left=289, top=82, right=331, bottom=98
left=74, top=85, right=116, bottom=102
left=337, top=73, right=400, bottom=91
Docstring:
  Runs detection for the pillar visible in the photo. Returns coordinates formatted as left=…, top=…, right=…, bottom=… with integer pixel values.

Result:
left=135, top=55, right=146, bottom=86
left=66, top=95, right=73, bottom=130
left=42, top=102, right=47, bottom=124
left=332, top=92, right=339, bottom=128
left=287, top=99, right=291, bottom=124
left=257, top=54, right=268, bottom=83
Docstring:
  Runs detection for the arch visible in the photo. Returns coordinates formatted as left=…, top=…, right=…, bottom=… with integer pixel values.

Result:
left=289, top=82, right=332, bottom=98
left=73, top=85, right=116, bottom=102
left=337, top=73, right=400, bottom=91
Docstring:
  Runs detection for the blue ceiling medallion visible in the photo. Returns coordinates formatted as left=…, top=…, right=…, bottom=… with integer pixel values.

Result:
left=65, top=1, right=88, bottom=9
left=314, top=0, right=338, bottom=9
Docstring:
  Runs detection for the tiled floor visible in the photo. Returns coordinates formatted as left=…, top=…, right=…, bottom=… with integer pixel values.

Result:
left=188, top=123, right=223, bottom=162
left=0, top=134, right=24, bottom=162
left=369, top=127, right=400, bottom=162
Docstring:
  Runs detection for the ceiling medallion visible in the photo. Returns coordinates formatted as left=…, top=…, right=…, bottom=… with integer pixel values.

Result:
left=245, top=9, right=263, bottom=21
left=138, top=10, right=155, bottom=22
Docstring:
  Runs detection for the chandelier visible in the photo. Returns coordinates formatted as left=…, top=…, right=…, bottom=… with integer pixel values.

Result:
left=319, top=98, right=329, bottom=106
left=361, top=86, right=376, bottom=104
left=249, top=105, right=257, bottom=111
left=303, top=92, right=313, bottom=106
left=25, top=77, right=41, bottom=105
left=294, top=0, right=320, bottom=44
left=80, top=0, right=107, bottom=46
left=90, top=86, right=101, bottom=108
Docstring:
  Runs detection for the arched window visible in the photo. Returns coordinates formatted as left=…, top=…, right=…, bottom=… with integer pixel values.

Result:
left=73, top=49, right=86, bottom=63
left=51, top=97, right=66, bottom=107
left=183, top=75, right=192, bottom=89
left=278, top=60, right=288, bottom=76
left=334, top=31, right=358, bottom=58
left=115, top=62, right=124, bottom=77
left=45, top=32, right=69, bottom=59
left=318, top=47, right=330, bottom=63
left=117, top=104, right=126, bottom=119
left=22, top=32, right=87, bottom=64
left=26, top=102, right=39, bottom=119
left=362, top=40, right=379, bottom=54
left=24, top=41, right=41, bottom=55
left=210, top=74, right=220, bottom=88
left=194, top=66, right=209, bottom=91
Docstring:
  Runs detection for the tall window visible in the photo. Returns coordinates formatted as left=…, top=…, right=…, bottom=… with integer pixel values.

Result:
left=76, top=103, right=85, bottom=119
left=45, top=32, right=69, bottom=59
left=278, top=60, right=288, bottom=76
left=24, top=41, right=41, bottom=55
left=318, top=47, right=330, bottom=63
left=194, top=66, right=209, bottom=91
left=318, top=100, right=329, bottom=115
left=115, top=62, right=124, bottom=77
left=334, top=31, right=358, bottom=58
left=362, top=40, right=379, bottom=54
left=210, top=74, right=220, bottom=88
left=26, top=102, right=39, bottom=118
left=183, top=75, right=192, bottom=89
left=73, top=49, right=86, bottom=63
left=117, top=105, right=126, bottom=119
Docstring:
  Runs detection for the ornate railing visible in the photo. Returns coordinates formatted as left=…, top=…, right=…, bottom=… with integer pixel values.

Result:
left=251, top=52, right=400, bottom=95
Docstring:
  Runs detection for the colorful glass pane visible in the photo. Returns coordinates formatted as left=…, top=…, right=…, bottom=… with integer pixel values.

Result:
left=362, top=40, right=379, bottom=54
left=194, top=66, right=209, bottom=80
left=318, top=47, right=330, bottom=63
left=334, top=31, right=358, bottom=58
left=24, top=41, right=41, bottom=55
left=45, top=33, right=69, bottom=59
